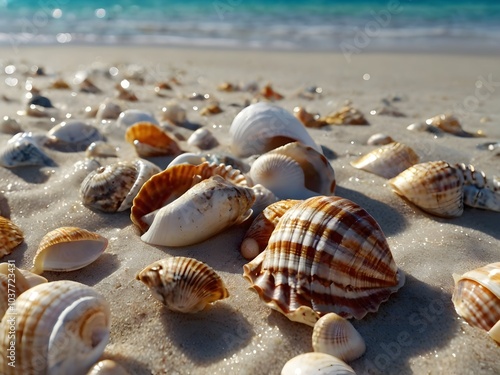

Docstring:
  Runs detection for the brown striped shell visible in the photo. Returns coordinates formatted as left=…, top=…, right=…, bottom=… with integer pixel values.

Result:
left=125, top=122, right=182, bottom=157
left=0, top=216, right=24, bottom=257
left=243, top=196, right=404, bottom=326
left=136, top=257, right=229, bottom=313
left=130, top=161, right=249, bottom=232
left=452, top=262, right=500, bottom=343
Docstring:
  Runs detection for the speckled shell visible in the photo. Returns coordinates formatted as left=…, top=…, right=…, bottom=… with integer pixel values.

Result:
left=131, top=161, right=249, bottom=232
left=0, top=137, right=55, bottom=168
left=350, top=142, right=420, bottom=179
left=230, top=102, right=322, bottom=157
left=140, top=176, right=255, bottom=247
left=452, top=262, right=500, bottom=343
left=125, top=122, right=182, bottom=157
left=33, top=227, right=108, bottom=274
left=136, top=257, right=229, bottom=313
left=281, top=352, right=356, bottom=375
left=86, top=360, right=130, bottom=375
left=0, top=216, right=24, bottom=257
left=0, top=280, right=110, bottom=375
left=80, top=159, right=161, bottom=213
left=243, top=196, right=404, bottom=326
left=389, top=161, right=464, bottom=218
left=46, top=120, right=103, bottom=151
left=312, top=312, right=366, bottom=362
left=249, top=142, right=336, bottom=199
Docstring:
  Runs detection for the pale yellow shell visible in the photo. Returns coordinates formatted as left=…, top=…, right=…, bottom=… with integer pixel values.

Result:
left=136, top=257, right=229, bottom=313
left=426, top=113, right=483, bottom=137
left=320, top=105, right=369, bottom=125
left=0, top=216, right=24, bottom=257
left=281, top=352, right=356, bottom=375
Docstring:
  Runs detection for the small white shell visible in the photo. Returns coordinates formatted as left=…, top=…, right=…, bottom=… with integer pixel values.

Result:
left=46, top=120, right=103, bottom=151
left=230, top=102, right=322, bottom=157
left=96, top=100, right=122, bottom=120
left=161, top=101, right=187, bottom=124
left=281, top=353, right=356, bottom=375
left=86, top=360, right=130, bottom=375
left=187, top=128, right=219, bottom=150
left=117, top=109, right=159, bottom=128
left=366, top=133, right=394, bottom=146
left=85, top=141, right=119, bottom=158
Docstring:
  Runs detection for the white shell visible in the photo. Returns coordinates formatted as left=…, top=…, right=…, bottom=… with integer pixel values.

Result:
left=0, top=136, right=55, bottom=168
left=187, top=128, right=219, bottom=150
left=161, top=101, right=187, bottom=124
left=85, top=141, right=119, bottom=158
left=117, top=109, right=159, bottom=128
left=230, top=102, right=322, bottom=157
left=86, top=360, right=130, bottom=375
left=366, top=133, right=394, bottom=146
left=96, top=100, right=122, bottom=120
left=47, top=120, right=103, bottom=151
left=281, top=353, right=356, bottom=375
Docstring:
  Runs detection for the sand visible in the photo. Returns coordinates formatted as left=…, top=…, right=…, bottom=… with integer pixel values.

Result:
left=0, top=46, right=499, bottom=375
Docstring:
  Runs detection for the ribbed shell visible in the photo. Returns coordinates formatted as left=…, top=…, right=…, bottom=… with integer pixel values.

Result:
left=281, top=353, right=356, bottom=375
left=136, top=257, right=229, bottom=313
left=131, top=161, right=249, bottom=232
left=243, top=196, right=404, bottom=326
left=125, top=122, right=182, bottom=157
left=455, top=163, right=500, bottom=212
left=0, top=216, right=24, bottom=257
left=389, top=161, right=464, bottom=218
left=350, top=142, right=419, bottom=179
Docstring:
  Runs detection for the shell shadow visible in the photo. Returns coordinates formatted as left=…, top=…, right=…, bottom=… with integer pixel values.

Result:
left=0, top=191, right=11, bottom=218
left=334, top=185, right=408, bottom=236
left=159, top=302, right=254, bottom=364
left=8, top=166, right=53, bottom=184
left=453, top=209, right=500, bottom=240
left=321, top=144, right=337, bottom=160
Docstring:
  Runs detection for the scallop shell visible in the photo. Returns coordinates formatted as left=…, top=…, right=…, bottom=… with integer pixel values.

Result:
left=0, top=216, right=24, bottom=257
left=243, top=195, right=404, bottom=326
left=281, top=353, right=356, bottom=375
left=0, top=280, right=110, bottom=375
left=350, top=142, right=420, bottom=179
left=389, top=161, right=464, bottom=218
left=452, top=262, right=500, bottom=343
left=136, top=257, right=229, bottom=313
left=131, top=161, right=249, bottom=232
left=141, top=176, right=255, bottom=247
left=230, top=102, right=322, bottom=158
left=81, top=159, right=161, bottom=213
left=125, top=122, right=182, bottom=157
left=0, top=137, right=55, bottom=168
left=187, top=128, right=219, bottom=150
left=46, top=120, right=103, bottom=152
left=87, top=360, right=130, bottom=375
left=312, top=312, right=366, bottom=362
left=32, top=227, right=108, bottom=274
left=117, top=109, right=159, bottom=128
left=249, top=142, right=336, bottom=199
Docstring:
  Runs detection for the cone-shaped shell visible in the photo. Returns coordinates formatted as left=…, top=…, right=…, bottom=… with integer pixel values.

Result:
left=243, top=196, right=404, bottom=326
left=32, top=227, right=108, bottom=274
left=281, top=353, right=356, bottom=375
left=350, top=142, right=419, bottom=179
left=0, top=216, right=24, bottom=257
left=125, top=122, right=182, bottom=157
left=130, top=161, right=249, bottom=232
left=452, top=262, right=500, bottom=342
left=140, top=176, right=255, bottom=247
left=312, top=312, right=366, bottom=362
left=136, top=257, right=229, bottom=313
left=0, top=280, right=110, bottom=375
left=389, top=161, right=464, bottom=218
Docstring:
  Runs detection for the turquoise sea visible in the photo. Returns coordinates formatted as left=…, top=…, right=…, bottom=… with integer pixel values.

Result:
left=0, top=0, right=499, bottom=52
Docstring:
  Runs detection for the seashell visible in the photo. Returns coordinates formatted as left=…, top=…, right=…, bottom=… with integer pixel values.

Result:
left=0, top=216, right=24, bottom=257
left=321, top=105, right=369, bottom=125
left=125, top=122, right=182, bottom=157
left=161, top=101, right=187, bottom=124
left=86, top=360, right=130, bottom=375
left=187, top=128, right=219, bottom=150
left=199, top=102, right=223, bottom=116
left=0, top=116, right=22, bottom=134
left=141, top=176, right=255, bottom=247
left=281, top=353, right=356, bottom=375
left=389, top=161, right=465, bottom=218
left=366, top=133, right=394, bottom=146
left=217, top=82, right=238, bottom=92
left=32, top=227, right=108, bottom=274
left=136, top=256, right=229, bottom=313
left=455, top=162, right=500, bottom=212
left=80, top=77, right=102, bottom=93
left=46, top=120, right=103, bottom=152
left=249, top=142, right=336, bottom=199
left=131, top=161, right=249, bottom=232
left=81, top=159, right=161, bottom=213
left=0, top=280, right=111, bottom=375
left=50, top=78, right=71, bottom=89
left=85, top=141, right=118, bottom=158
left=426, top=113, right=484, bottom=137
left=243, top=195, right=405, bottom=326
left=117, top=109, right=159, bottom=128
left=154, top=82, right=172, bottom=97
left=452, top=262, right=500, bottom=343
left=249, top=183, right=280, bottom=218
left=260, top=83, right=284, bottom=101
left=240, top=199, right=300, bottom=260
left=168, top=152, right=250, bottom=173
left=96, top=100, right=122, bottom=120
left=293, top=106, right=327, bottom=128
left=0, top=137, right=55, bottom=168
left=370, top=105, right=406, bottom=117
left=116, top=83, right=138, bottom=102
left=230, top=102, right=322, bottom=158
left=312, top=312, right=366, bottom=362
left=28, top=95, right=53, bottom=108
left=350, top=142, right=420, bottom=179
left=70, top=158, right=102, bottom=186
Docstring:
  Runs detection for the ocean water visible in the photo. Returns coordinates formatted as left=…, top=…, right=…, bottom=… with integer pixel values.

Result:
left=0, top=0, right=499, bottom=53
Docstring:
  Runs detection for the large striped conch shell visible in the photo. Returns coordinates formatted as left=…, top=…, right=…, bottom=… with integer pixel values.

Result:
left=452, top=262, right=500, bottom=344
left=230, top=102, right=322, bottom=158
left=0, top=280, right=111, bottom=375
left=140, top=175, right=255, bottom=247
left=136, top=257, right=229, bottom=313
left=243, top=196, right=404, bottom=326
left=281, top=352, right=356, bottom=375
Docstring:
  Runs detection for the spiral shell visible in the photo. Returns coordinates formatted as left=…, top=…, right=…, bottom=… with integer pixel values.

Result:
left=125, top=122, right=182, bottom=157
left=243, top=196, right=404, bottom=326
left=0, top=280, right=111, bottom=375
left=350, top=142, right=419, bottom=179
left=140, top=176, right=255, bottom=247
left=230, top=102, right=322, bottom=157
left=136, top=257, right=229, bottom=313
left=281, top=353, right=356, bottom=375
left=0, top=216, right=24, bottom=257
left=452, top=262, right=500, bottom=343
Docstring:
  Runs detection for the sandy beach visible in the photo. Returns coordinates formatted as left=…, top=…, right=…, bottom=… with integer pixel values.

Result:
left=1, top=46, right=499, bottom=374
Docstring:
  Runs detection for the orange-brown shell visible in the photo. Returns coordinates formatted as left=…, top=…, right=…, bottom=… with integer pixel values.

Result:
left=0, top=216, right=24, bottom=257
left=243, top=195, right=404, bottom=326
left=125, top=122, right=182, bottom=157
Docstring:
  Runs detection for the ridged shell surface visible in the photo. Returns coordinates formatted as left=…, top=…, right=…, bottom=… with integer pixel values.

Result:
left=0, top=138, right=55, bottom=168
left=0, top=216, right=24, bottom=257
left=125, top=122, right=182, bottom=157
left=243, top=196, right=404, bottom=326
left=455, top=163, right=500, bottom=212
left=136, top=257, right=229, bottom=313
left=0, top=280, right=111, bottom=375
left=281, top=352, right=356, bottom=375
left=230, top=102, right=322, bottom=157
